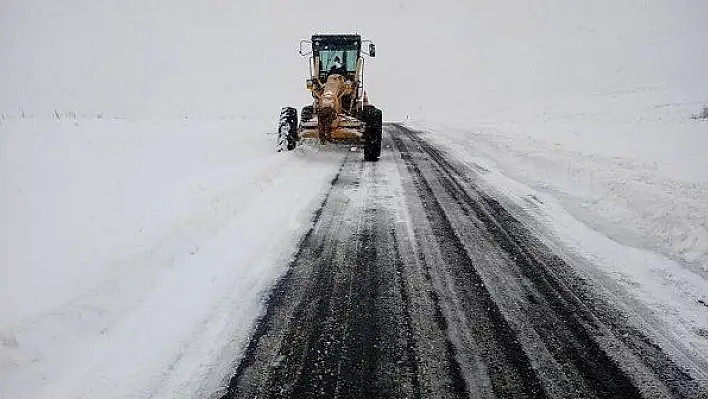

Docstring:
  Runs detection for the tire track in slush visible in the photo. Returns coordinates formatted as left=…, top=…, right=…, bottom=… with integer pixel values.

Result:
left=221, top=139, right=468, bottom=398
left=221, top=149, right=427, bottom=398
left=220, top=126, right=707, bottom=399
left=397, top=125, right=706, bottom=399
left=221, top=160, right=347, bottom=397
left=393, top=134, right=547, bottom=398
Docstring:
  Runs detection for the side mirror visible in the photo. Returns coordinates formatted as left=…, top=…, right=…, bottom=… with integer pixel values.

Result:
left=369, top=43, right=376, bottom=57
left=299, top=40, right=312, bottom=56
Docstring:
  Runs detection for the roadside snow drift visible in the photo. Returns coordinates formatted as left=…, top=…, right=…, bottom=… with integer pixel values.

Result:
left=407, top=84, right=708, bottom=373
left=0, top=118, right=345, bottom=399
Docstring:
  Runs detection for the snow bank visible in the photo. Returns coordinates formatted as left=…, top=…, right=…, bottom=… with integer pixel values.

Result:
left=412, top=85, right=708, bottom=272
left=407, top=84, right=708, bottom=370
left=0, top=118, right=345, bottom=398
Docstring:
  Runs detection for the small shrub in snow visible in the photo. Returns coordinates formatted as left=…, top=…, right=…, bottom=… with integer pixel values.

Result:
left=692, top=106, right=708, bottom=120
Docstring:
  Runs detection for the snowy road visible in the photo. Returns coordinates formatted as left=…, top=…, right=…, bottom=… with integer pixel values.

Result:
left=221, top=126, right=707, bottom=399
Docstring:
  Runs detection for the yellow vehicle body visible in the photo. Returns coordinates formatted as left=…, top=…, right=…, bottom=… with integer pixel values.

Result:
left=299, top=35, right=372, bottom=143
left=278, top=34, right=382, bottom=161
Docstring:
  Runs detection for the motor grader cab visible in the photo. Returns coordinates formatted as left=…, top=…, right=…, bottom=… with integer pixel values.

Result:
left=277, top=34, right=382, bottom=161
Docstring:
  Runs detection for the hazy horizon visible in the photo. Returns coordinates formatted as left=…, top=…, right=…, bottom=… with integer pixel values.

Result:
left=2, top=0, right=707, bottom=121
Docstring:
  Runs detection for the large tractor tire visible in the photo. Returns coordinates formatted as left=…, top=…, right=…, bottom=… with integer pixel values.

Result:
left=277, top=107, right=298, bottom=151
left=362, top=105, right=382, bottom=162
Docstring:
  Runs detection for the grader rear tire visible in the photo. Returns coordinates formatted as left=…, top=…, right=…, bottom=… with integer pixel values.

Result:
left=362, top=106, right=382, bottom=162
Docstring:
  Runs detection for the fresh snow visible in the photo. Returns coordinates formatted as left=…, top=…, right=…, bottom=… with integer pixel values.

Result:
left=2, top=0, right=708, bottom=397
left=0, top=118, right=346, bottom=398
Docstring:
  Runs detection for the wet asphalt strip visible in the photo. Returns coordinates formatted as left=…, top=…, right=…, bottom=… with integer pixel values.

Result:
left=219, top=125, right=707, bottom=399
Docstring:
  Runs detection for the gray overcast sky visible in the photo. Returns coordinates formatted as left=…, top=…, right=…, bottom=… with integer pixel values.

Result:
left=1, top=0, right=707, bottom=120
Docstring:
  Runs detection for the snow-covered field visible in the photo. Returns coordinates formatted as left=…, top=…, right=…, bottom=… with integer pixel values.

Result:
left=2, top=0, right=708, bottom=396
left=0, top=118, right=345, bottom=398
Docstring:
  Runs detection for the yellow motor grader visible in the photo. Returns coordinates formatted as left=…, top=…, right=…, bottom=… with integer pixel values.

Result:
left=277, top=34, right=382, bottom=161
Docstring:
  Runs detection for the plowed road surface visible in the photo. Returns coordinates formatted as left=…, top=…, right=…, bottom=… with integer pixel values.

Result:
left=221, top=125, right=707, bottom=399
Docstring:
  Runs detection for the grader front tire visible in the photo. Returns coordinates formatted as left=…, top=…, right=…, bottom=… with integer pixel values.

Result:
left=278, top=107, right=298, bottom=151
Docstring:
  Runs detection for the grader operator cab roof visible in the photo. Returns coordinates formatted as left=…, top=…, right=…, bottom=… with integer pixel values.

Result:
left=312, top=34, right=362, bottom=82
